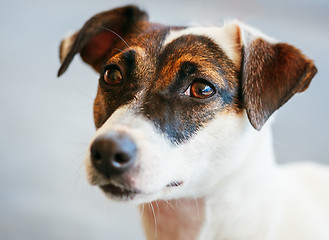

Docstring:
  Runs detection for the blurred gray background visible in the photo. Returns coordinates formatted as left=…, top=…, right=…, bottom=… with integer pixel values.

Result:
left=0, top=0, right=328, bottom=239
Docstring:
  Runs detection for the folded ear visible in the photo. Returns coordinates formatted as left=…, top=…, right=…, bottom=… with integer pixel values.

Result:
left=57, top=5, right=148, bottom=77
left=238, top=23, right=317, bottom=130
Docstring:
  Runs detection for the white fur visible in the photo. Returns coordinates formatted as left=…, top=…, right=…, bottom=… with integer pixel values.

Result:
left=87, top=104, right=329, bottom=239
left=238, top=21, right=277, bottom=44
left=84, top=21, right=329, bottom=240
left=86, top=102, right=192, bottom=203
left=60, top=31, right=77, bottom=63
left=86, top=98, right=249, bottom=201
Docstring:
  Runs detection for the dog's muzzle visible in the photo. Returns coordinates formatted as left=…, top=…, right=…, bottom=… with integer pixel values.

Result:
left=87, top=120, right=184, bottom=202
left=90, top=132, right=137, bottom=178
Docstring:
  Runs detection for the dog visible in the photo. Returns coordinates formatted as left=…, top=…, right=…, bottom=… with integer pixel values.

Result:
left=58, top=5, right=329, bottom=240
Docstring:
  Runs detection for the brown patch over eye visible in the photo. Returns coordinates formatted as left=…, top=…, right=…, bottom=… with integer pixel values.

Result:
left=104, top=67, right=123, bottom=85
left=185, top=80, right=215, bottom=99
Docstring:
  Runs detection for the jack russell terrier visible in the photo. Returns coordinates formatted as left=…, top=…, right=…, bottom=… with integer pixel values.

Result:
left=58, top=5, right=329, bottom=240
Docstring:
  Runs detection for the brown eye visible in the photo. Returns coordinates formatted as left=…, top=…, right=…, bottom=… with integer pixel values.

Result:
left=103, top=67, right=123, bottom=85
left=185, top=80, right=215, bottom=99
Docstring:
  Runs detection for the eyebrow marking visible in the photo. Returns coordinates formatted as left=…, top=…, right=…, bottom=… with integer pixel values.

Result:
left=157, top=34, right=237, bottom=94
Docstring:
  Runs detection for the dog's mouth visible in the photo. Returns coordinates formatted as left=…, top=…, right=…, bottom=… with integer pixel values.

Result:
left=166, top=181, right=183, bottom=187
left=99, top=180, right=183, bottom=201
left=100, top=183, right=140, bottom=200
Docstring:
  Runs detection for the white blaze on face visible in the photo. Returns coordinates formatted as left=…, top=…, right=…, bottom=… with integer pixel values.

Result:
left=85, top=97, right=252, bottom=202
left=85, top=103, right=189, bottom=202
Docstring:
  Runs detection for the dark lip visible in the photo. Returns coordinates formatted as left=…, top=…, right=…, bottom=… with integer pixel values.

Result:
left=100, top=180, right=183, bottom=200
left=100, top=183, right=140, bottom=200
left=166, top=181, right=183, bottom=187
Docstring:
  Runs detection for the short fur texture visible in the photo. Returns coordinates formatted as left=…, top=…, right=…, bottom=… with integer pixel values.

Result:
left=58, top=5, right=328, bottom=240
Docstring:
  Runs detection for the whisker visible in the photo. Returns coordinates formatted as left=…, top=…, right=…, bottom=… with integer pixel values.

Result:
left=149, top=202, right=157, bottom=239
left=72, top=79, right=94, bottom=101
left=164, top=200, right=176, bottom=211
left=67, top=151, right=86, bottom=166
left=140, top=204, right=145, bottom=218
left=114, top=48, right=124, bottom=53
left=193, top=191, right=200, bottom=218
left=73, top=159, right=85, bottom=187
left=155, top=200, right=160, bottom=213
left=101, top=26, right=130, bottom=48
left=176, top=198, right=183, bottom=207
left=71, top=142, right=89, bottom=147
left=272, top=139, right=285, bottom=146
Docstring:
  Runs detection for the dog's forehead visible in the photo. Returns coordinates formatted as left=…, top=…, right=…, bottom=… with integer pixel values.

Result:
left=126, top=23, right=240, bottom=90
left=162, top=25, right=241, bottom=67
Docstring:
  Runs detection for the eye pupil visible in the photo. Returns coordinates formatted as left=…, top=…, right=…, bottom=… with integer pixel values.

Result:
left=190, top=81, right=215, bottom=99
left=104, top=68, right=122, bottom=85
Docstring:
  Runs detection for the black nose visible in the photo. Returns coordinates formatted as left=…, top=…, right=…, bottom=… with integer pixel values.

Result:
left=90, top=133, right=137, bottom=177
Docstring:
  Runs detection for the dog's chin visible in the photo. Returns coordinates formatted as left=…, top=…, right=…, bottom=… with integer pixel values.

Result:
left=98, top=180, right=184, bottom=204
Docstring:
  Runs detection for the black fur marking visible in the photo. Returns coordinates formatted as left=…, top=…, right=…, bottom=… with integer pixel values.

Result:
left=94, top=31, right=239, bottom=143
left=140, top=34, right=239, bottom=144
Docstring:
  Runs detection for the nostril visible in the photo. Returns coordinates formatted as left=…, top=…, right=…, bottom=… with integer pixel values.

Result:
left=114, top=152, right=130, bottom=164
left=91, top=148, right=102, bottom=162
left=111, top=152, right=131, bottom=169
left=90, top=133, right=137, bottom=177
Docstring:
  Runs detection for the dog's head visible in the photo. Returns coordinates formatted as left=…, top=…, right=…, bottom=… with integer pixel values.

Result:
left=58, top=5, right=317, bottom=203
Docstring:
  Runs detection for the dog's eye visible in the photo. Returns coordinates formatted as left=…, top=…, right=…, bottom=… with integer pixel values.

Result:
left=103, top=67, right=123, bottom=85
left=184, top=80, right=215, bottom=99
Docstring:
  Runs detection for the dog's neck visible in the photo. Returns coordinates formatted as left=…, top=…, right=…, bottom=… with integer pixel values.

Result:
left=140, top=124, right=278, bottom=240
left=140, top=198, right=205, bottom=240
left=198, top=124, right=279, bottom=240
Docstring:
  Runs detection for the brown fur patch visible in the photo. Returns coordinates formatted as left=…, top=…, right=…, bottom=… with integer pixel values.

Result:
left=242, top=38, right=317, bottom=130
left=80, top=31, right=119, bottom=72
left=57, top=5, right=148, bottom=76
